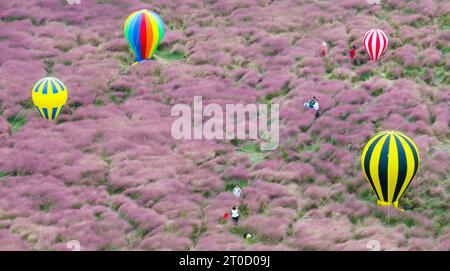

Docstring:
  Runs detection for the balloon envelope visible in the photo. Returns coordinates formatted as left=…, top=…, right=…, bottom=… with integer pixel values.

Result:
left=31, top=77, right=68, bottom=120
left=124, top=10, right=165, bottom=63
left=363, top=28, right=388, bottom=61
left=361, top=131, right=420, bottom=208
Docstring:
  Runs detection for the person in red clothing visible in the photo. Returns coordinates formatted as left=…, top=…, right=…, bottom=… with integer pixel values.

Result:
left=349, top=45, right=356, bottom=63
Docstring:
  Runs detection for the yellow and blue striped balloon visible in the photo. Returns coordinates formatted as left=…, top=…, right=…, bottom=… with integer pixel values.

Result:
left=124, top=10, right=165, bottom=63
left=361, top=131, right=420, bottom=208
left=31, top=77, right=68, bottom=120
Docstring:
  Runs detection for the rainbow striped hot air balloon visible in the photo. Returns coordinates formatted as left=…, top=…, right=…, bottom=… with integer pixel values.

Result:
left=363, top=28, right=388, bottom=61
left=32, top=77, right=68, bottom=120
left=361, top=131, right=420, bottom=208
left=124, top=10, right=165, bottom=64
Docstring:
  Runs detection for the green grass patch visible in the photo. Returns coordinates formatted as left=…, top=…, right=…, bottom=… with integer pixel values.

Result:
left=94, top=98, right=104, bottom=107
left=358, top=71, right=373, bottom=82
left=116, top=54, right=135, bottom=71
left=43, top=59, right=55, bottom=76
left=1, top=16, right=28, bottom=22
left=62, top=60, right=72, bottom=66
left=404, top=8, right=416, bottom=14
left=403, top=66, right=426, bottom=79
left=128, top=192, right=140, bottom=200
left=99, top=244, right=120, bottom=251
left=39, top=201, right=53, bottom=213
left=433, top=66, right=449, bottom=85
left=54, top=234, right=64, bottom=243
left=107, top=185, right=125, bottom=195
left=359, top=189, right=377, bottom=203
left=440, top=46, right=450, bottom=55
left=237, top=142, right=266, bottom=165
left=296, top=141, right=321, bottom=153
left=325, top=61, right=336, bottom=74
left=229, top=225, right=281, bottom=244
left=0, top=214, right=16, bottom=220
left=190, top=223, right=208, bottom=244
left=0, top=171, right=8, bottom=180
left=96, top=0, right=114, bottom=4
left=373, top=210, right=417, bottom=227
left=334, top=193, right=345, bottom=204
left=230, top=138, right=241, bottom=146
left=348, top=214, right=365, bottom=225
left=224, top=179, right=248, bottom=192
left=230, top=226, right=257, bottom=244
left=7, top=114, right=27, bottom=133
left=155, top=47, right=186, bottom=61
left=119, top=212, right=149, bottom=239
left=71, top=202, right=83, bottom=209
left=264, top=81, right=291, bottom=103
left=371, top=88, right=384, bottom=97
left=109, top=85, right=133, bottom=105
left=438, top=14, right=450, bottom=30
left=238, top=203, right=250, bottom=217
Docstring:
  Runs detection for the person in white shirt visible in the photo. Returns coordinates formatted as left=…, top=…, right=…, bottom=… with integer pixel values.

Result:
left=231, top=206, right=239, bottom=225
left=304, top=96, right=321, bottom=118
left=233, top=185, right=241, bottom=198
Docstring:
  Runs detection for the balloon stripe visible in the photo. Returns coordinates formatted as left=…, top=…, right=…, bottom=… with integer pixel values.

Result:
left=368, top=31, right=375, bottom=60
left=53, top=78, right=65, bottom=91
left=51, top=107, right=57, bottom=120
left=398, top=134, right=419, bottom=178
left=124, top=13, right=137, bottom=51
left=380, top=30, right=387, bottom=58
left=395, top=135, right=416, bottom=201
left=371, top=31, right=378, bottom=60
left=142, top=13, right=152, bottom=59
left=363, top=133, right=385, bottom=200
left=379, top=31, right=385, bottom=59
left=378, top=135, right=390, bottom=202
left=387, top=135, right=399, bottom=202
left=128, top=13, right=139, bottom=60
left=130, top=13, right=141, bottom=58
left=148, top=14, right=158, bottom=58
left=56, top=105, right=64, bottom=119
left=145, top=12, right=155, bottom=59
left=42, top=81, right=49, bottom=95
left=392, top=135, right=408, bottom=201
left=370, top=134, right=389, bottom=202
left=34, top=79, right=45, bottom=93
left=133, top=13, right=144, bottom=61
left=50, top=80, right=58, bottom=94
left=362, top=132, right=386, bottom=200
left=375, top=31, right=381, bottom=60
left=42, top=107, right=49, bottom=119
left=139, top=14, right=148, bottom=59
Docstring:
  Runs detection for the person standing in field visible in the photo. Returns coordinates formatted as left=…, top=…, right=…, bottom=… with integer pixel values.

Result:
left=233, top=184, right=241, bottom=198
left=321, top=42, right=328, bottom=57
left=304, top=96, right=321, bottom=118
left=231, top=206, right=239, bottom=225
left=349, top=45, right=356, bottom=63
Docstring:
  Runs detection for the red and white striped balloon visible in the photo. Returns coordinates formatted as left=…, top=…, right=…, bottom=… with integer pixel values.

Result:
left=363, top=28, right=388, bottom=61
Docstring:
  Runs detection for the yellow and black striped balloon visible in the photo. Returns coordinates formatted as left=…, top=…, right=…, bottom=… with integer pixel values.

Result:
left=361, top=131, right=420, bottom=208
